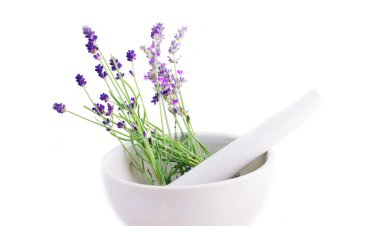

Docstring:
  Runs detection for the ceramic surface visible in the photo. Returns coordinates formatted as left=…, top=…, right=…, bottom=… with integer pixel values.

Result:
left=103, top=132, right=274, bottom=226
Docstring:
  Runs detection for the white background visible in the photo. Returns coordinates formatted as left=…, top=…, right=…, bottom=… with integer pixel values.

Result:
left=1, top=0, right=379, bottom=225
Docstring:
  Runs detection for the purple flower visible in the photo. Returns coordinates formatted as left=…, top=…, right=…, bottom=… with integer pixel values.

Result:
left=142, top=24, right=185, bottom=109
left=140, top=43, right=158, bottom=66
left=149, top=55, right=156, bottom=65
left=151, top=23, right=165, bottom=40
left=174, top=76, right=186, bottom=89
left=53, top=103, right=66, bottom=114
left=110, top=57, right=122, bottom=71
left=83, top=26, right=96, bottom=39
left=82, top=26, right=98, bottom=56
left=100, top=93, right=109, bottom=102
left=75, top=74, right=87, bottom=87
left=169, top=26, right=187, bottom=58
left=92, top=103, right=105, bottom=115
left=144, top=61, right=179, bottom=106
left=169, top=40, right=180, bottom=55
left=130, top=97, right=135, bottom=108
left=141, top=42, right=159, bottom=66
left=95, top=64, right=107, bottom=79
left=150, top=23, right=165, bottom=57
left=151, top=93, right=159, bottom=105
left=93, top=53, right=101, bottom=60
left=102, top=118, right=111, bottom=131
left=85, top=41, right=98, bottom=54
left=169, top=105, right=180, bottom=115
left=129, top=70, right=134, bottom=76
left=105, top=103, right=114, bottom=116
left=140, top=45, right=151, bottom=57
left=115, top=72, right=124, bottom=80
left=131, top=123, right=137, bottom=132
left=117, top=121, right=125, bottom=129
left=144, top=71, right=155, bottom=81
left=174, top=26, right=187, bottom=41
left=126, top=50, right=136, bottom=62
left=161, top=88, right=171, bottom=96
left=102, top=118, right=110, bottom=125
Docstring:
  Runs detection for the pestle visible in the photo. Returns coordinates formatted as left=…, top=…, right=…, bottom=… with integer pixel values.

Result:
left=169, top=90, right=323, bottom=186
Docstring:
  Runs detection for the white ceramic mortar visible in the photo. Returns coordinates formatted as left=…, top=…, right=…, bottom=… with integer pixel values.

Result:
left=103, top=132, right=274, bottom=226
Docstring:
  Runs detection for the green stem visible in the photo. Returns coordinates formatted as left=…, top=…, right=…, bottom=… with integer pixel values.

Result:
left=131, top=61, right=148, bottom=119
left=172, top=54, right=202, bottom=157
left=66, top=110, right=130, bottom=138
left=174, top=115, right=185, bottom=137
left=97, top=47, right=129, bottom=103
left=161, top=98, right=172, bottom=136
left=83, top=87, right=96, bottom=108
left=112, top=131, right=144, bottom=173
left=112, top=55, right=131, bottom=102
left=104, top=78, right=112, bottom=93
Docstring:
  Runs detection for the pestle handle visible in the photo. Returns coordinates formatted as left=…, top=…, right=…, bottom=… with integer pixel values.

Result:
left=169, top=90, right=324, bottom=186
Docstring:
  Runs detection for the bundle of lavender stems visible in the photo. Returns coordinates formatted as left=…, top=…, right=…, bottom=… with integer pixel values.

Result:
left=53, top=23, right=210, bottom=186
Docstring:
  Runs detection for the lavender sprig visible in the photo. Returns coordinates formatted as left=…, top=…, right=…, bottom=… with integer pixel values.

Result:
left=168, top=26, right=187, bottom=63
left=53, top=103, right=66, bottom=113
left=95, top=64, right=108, bottom=79
left=100, top=93, right=109, bottom=102
left=92, top=103, right=105, bottom=115
left=53, top=23, right=209, bottom=185
left=82, top=26, right=100, bottom=60
left=126, top=50, right=136, bottom=62
left=110, top=58, right=122, bottom=71
left=75, top=74, right=87, bottom=87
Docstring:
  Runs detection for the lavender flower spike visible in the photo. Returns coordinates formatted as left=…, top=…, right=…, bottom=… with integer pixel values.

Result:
left=92, top=103, right=105, bottom=115
left=115, top=72, right=125, bottom=80
left=82, top=26, right=96, bottom=39
left=105, top=103, right=114, bottom=116
left=130, top=97, right=136, bottom=108
left=75, top=74, right=87, bottom=87
left=169, top=26, right=188, bottom=55
left=82, top=26, right=98, bottom=56
left=102, top=118, right=111, bottom=131
left=53, top=103, right=66, bottom=114
left=151, top=23, right=165, bottom=40
left=126, top=50, right=136, bottom=62
left=174, top=26, right=188, bottom=41
left=110, top=57, right=122, bottom=71
left=100, top=93, right=109, bottom=102
left=95, top=64, right=107, bottom=79
left=151, top=93, right=159, bottom=105
left=117, top=121, right=126, bottom=129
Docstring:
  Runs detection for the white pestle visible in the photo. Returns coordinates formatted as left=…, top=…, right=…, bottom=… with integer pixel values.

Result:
left=169, top=90, right=323, bottom=186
